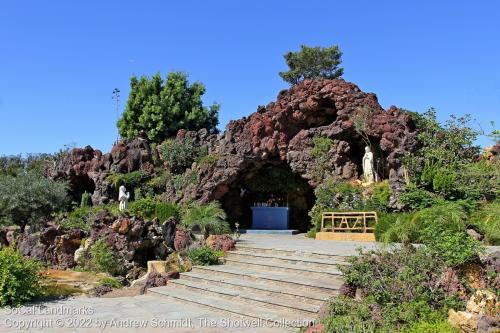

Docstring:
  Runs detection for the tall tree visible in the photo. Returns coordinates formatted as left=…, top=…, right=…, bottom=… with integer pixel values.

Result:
left=117, top=72, right=220, bottom=143
left=279, top=45, right=344, bottom=85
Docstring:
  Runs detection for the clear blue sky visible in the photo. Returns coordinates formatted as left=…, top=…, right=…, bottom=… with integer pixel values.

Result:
left=1, top=1, right=499, bottom=155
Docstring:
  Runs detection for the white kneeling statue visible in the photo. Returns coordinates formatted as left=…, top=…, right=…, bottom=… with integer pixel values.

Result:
left=362, top=146, right=375, bottom=184
left=118, top=185, right=130, bottom=211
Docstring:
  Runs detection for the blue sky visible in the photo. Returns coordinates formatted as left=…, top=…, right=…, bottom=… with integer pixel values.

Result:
left=0, top=1, right=499, bottom=155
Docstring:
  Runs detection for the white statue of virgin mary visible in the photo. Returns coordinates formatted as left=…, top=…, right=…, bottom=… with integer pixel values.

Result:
left=362, top=146, right=375, bottom=184
left=118, top=185, right=130, bottom=211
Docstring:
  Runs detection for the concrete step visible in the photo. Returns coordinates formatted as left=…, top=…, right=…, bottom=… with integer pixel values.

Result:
left=180, top=271, right=331, bottom=303
left=168, top=278, right=319, bottom=315
left=224, top=255, right=342, bottom=279
left=227, top=250, right=346, bottom=268
left=192, top=265, right=342, bottom=295
left=235, top=244, right=349, bottom=262
left=149, top=285, right=316, bottom=327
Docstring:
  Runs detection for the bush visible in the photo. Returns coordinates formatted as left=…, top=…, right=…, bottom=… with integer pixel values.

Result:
left=374, top=212, right=401, bottom=241
left=340, top=246, right=447, bottom=307
left=310, top=136, right=333, bottom=182
left=80, top=191, right=92, bottom=207
left=401, top=320, right=459, bottom=333
left=106, top=171, right=148, bottom=189
left=90, top=238, right=120, bottom=275
left=422, top=225, right=484, bottom=267
left=322, top=296, right=378, bottom=333
left=368, top=180, right=391, bottom=212
left=97, top=277, right=123, bottom=289
left=128, top=197, right=180, bottom=221
left=399, top=183, right=442, bottom=210
left=309, top=178, right=363, bottom=229
left=333, top=245, right=465, bottom=331
left=380, top=202, right=468, bottom=244
left=181, top=201, right=230, bottom=237
left=196, top=153, right=218, bottom=167
left=185, top=247, right=222, bottom=266
left=172, top=170, right=198, bottom=192
left=468, top=201, right=500, bottom=245
left=59, top=205, right=120, bottom=231
left=305, top=228, right=317, bottom=239
left=59, top=206, right=96, bottom=231
left=159, top=138, right=200, bottom=174
left=456, top=159, right=499, bottom=200
left=0, top=247, right=44, bottom=306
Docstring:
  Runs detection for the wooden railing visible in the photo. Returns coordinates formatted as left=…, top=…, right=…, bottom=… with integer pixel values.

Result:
left=320, top=211, right=378, bottom=233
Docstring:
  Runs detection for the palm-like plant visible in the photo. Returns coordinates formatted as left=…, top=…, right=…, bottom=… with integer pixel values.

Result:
left=181, top=201, right=230, bottom=238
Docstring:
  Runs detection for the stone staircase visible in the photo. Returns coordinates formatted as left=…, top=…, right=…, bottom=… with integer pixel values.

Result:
left=148, top=243, right=348, bottom=329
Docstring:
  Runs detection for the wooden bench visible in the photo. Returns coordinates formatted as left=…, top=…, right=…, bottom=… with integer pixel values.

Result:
left=316, top=211, right=378, bottom=241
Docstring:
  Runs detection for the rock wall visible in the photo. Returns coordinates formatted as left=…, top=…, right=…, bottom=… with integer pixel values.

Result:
left=50, top=79, right=418, bottom=226
left=47, top=133, right=153, bottom=205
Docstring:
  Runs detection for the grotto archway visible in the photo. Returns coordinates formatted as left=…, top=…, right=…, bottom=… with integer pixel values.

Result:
left=220, top=161, right=315, bottom=232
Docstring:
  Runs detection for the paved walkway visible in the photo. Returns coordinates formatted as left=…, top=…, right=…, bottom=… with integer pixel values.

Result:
left=238, top=233, right=379, bottom=255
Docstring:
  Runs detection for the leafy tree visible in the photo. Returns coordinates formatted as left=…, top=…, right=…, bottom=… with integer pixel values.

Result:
left=0, top=173, right=69, bottom=233
left=117, top=71, right=220, bottom=143
left=279, top=45, right=344, bottom=85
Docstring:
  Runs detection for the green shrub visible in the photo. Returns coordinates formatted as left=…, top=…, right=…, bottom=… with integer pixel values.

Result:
left=468, top=201, right=500, bottom=245
left=90, top=238, right=120, bottom=275
left=196, top=153, right=218, bottom=167
left=0, top=247, right=44, bottom=306
left=432, top=168, right=457, bottom=198
left=382, top=300, right=446, bottom=331
left=399, top=183, right=442, bottom=210
left=305, top=228, right=317, bottom=239
left=181, top=201, right=230, bottom=237
left=456, top=159, right=499, bottom=200
left=380, top=202, right=468, bottom=244
left=59, top=206, right=96, bottom=231
left=59, top=205, right=120, bottom=231
left=128, top=197, right=180, bottom=221
left=155, top=202, right=180, bottom=221
left=173, top=170, right=198, bottom=192
left=159, top=138, right=200, bottom=174
left=401, top=320, right=459, bottom=333
left=340, top=246, right=448, bottom=306
left=322, top=296, right=378, bottom=333
left=310, top=136, right=333, bottom=182
left=309, top=178, right=363, bottom=229
left=128, top=197, right=156, bottom=218
left=374, top=212, right=401, bottom=241
left=185, top=246, right=222, bottom=266
left=106, top=171, right=148, bottom=189
left=368, top=180, right=391, bottom=212
left=80, top=191, right=92, bottom=207
left=97, top=277, right=123, bottom=289
left=422, top=225, right=484, bottom=267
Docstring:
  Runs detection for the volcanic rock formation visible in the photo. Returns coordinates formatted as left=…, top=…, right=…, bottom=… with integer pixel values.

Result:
left=49, top=79, right=418, bottom=230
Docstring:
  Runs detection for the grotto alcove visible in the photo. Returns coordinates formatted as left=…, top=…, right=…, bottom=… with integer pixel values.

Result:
left=220, top=162, right=315, bottom=232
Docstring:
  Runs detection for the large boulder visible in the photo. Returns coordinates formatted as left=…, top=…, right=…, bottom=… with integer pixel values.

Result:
left=206, top=234, right=236, bottom=251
